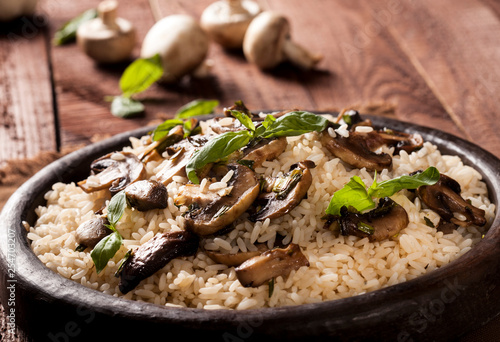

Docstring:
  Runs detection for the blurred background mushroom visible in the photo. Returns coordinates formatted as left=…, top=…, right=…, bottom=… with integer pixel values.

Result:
left=140, top=14, right=210, bottom=83
left=76, top=0, right=136, bottom=63
left=200, top=0, right=261, bottom=49
left=243, top=11, right=322, bottom=70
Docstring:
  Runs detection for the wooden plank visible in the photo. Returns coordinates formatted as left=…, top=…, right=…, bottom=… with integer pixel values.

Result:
left=258, top=0, right=461, bottom=136
left=0, top=17, right=57, bottom=164
left=155, top=0, right=461, bottom=135
left=46, top=0, right=463, bottom=149
left=367, top=0, right=500, bottom=158
left=45, top=0, right=158, bottom=148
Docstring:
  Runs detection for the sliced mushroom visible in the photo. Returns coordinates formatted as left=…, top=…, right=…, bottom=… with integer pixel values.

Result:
left=138, top=124, right=185, bottom=161
left=241, top=137, right=287, bottom=169
left=210, top=117, right=249, bottom=134
left=124, top=180, right=168, bottom=211
left=78, top=152, right=146, bottom=194
left=176, top=163, right=260, bottom=236
left=321, top=129, right=392, bottom=172
left=118, top=230, right=199, bottom=294
left=75, top=217, right=112, bottom=249
left=235, top=243, right=309, bottom=287
left=337, top=197, right=409, bottom=242
left=377, top=129, right=424, bottom=154
left=416, top=173, right=486, bottom=227
left=204, top=243, right=268, bottom=267
left=250, top=160, right=315, bottom=221
left=155, top=135, right=210, bottom=185
left=333, top=110, right=423, bottom=155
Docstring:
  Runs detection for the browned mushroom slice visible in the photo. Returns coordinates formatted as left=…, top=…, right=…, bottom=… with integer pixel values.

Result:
left=118, top=230, right=199, bottom=294
left=78, top=152, right=146, bottom=194
left=211, top=117, right=249, bottom=134
left=155, top=135, right=210, bottom=185
left=338, top=197, right=409, bottom=242
left=416, top=174, right=486, bottom=227
left=241, top=137, right=287, bottom=169
left=176, top=163, right=260, bottom=236
left=235, top=243, right=309, bottom=287
left=249, top=160, right=315, bottom=222
left=204, top=243, right=268, bottom=267
left=124, top=180, right=168, bottom=211
left=320, top=130, right=392, bottom=172
left=138, top=125, right=185, bottom=161
left=377, top=129, right=424, bottom=154
left=75, top=217, right=112, bottom=250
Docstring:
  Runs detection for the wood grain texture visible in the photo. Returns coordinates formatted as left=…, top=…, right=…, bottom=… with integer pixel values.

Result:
left=367, top=0, right=500, bottom=158
left=47, top=0, right=464, bottom=150
left=0, top=17, right=56, bottom=164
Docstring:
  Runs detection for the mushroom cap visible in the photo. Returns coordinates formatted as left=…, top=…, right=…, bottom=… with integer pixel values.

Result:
left=77, top=18, right=136, bottom=63
left=243, top=11, right=290, bottom=69
left=76, top=1, right=136, bottom=63
left=140, top=14, right=209, bottom=83
left=200, top=0, right=261, bottom=49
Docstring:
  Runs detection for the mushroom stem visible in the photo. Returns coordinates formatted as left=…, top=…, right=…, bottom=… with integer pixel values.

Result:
left=282, top=38, right=322, bottom=70
left=98, top=0, right=119, bottom=29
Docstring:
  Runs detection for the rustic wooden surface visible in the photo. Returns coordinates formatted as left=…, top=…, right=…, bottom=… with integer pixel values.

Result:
left=1, top=0, right=500, bottom=341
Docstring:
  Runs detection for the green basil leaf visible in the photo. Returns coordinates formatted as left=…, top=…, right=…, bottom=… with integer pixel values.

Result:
left=186, top=130, right=252, bottom=184
left=182, top=118, right=201, bottom=138
left=120, top=54, right=163, bottom=97
left=174, top=99, right=219, bottom=119
left=229, top=109, right=255, bottom=132
left=111, top=96, right=145, bottom=118
left=152, top=118, right=184, bottom=141
left=91, top=231, right=123, bottom=274
left=107, top=190, right=127, bottom=226
left=262, top=114, right=276, bottom=129
left=260, top=111, right=329, bottom=138
left=53, top=8, right=97, bottom=46
left=368, top=167, right=440, bottom=198
left=325, top=176, right=375, bottom=216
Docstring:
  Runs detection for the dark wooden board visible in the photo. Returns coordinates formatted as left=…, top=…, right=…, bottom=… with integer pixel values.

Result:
left=0, top=15, right=56, bottom=164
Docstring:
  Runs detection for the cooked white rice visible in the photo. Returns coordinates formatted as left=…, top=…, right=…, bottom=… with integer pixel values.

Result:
left=28, top=117, right=496, bottom=310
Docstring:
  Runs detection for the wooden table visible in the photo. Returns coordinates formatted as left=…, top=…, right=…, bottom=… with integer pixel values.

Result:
left=1, top=0, right=500, bottom=340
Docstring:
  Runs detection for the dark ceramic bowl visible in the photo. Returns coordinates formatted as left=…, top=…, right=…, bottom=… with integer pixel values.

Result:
left=1, top=114, right=500, bottom=342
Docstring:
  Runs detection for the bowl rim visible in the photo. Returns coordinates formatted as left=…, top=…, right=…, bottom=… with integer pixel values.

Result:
left=1, top=113, right=500, bottom=339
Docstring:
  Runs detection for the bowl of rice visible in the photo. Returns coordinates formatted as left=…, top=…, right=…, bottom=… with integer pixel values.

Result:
left=1, top=109, right=499, bottom=342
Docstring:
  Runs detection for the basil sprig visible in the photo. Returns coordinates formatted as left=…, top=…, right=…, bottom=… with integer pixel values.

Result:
left=186, top=110, right=329, bottom=184
left=325, top=167, right=440, bottom=216
left=175, top=99, right=220, bottom=120
left=109, top=54, right=164, bottom=118
left=91, top=190, right=127, bottom=274
left=53, top=8, right=97, bottom=46
left=152, top=99, right=219, bottom=141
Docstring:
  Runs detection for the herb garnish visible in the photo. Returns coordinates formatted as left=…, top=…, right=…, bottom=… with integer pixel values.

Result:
left=269, top=278, right=275, bottom=297
left=325, top=167, right=440, bottom=216
left=91, top=190, right=127, bottom=273
left=53, top=8, right=97, bottom=46
left=108, top=54, right=164, bottom=118
left=186, top=109, right=329, bottom=184
left=152, top=99, right=219, bottom=141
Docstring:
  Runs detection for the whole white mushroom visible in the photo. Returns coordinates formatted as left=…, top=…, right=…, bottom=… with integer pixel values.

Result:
left=200, top=0, right=261, bottom=49
left=0, top=0, right=38, bottom=22
left=140, top=14, right=210, bottom=83
left=76, top=0, right=136, bottom=63
left=243, top=11, right=322, bottom=70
